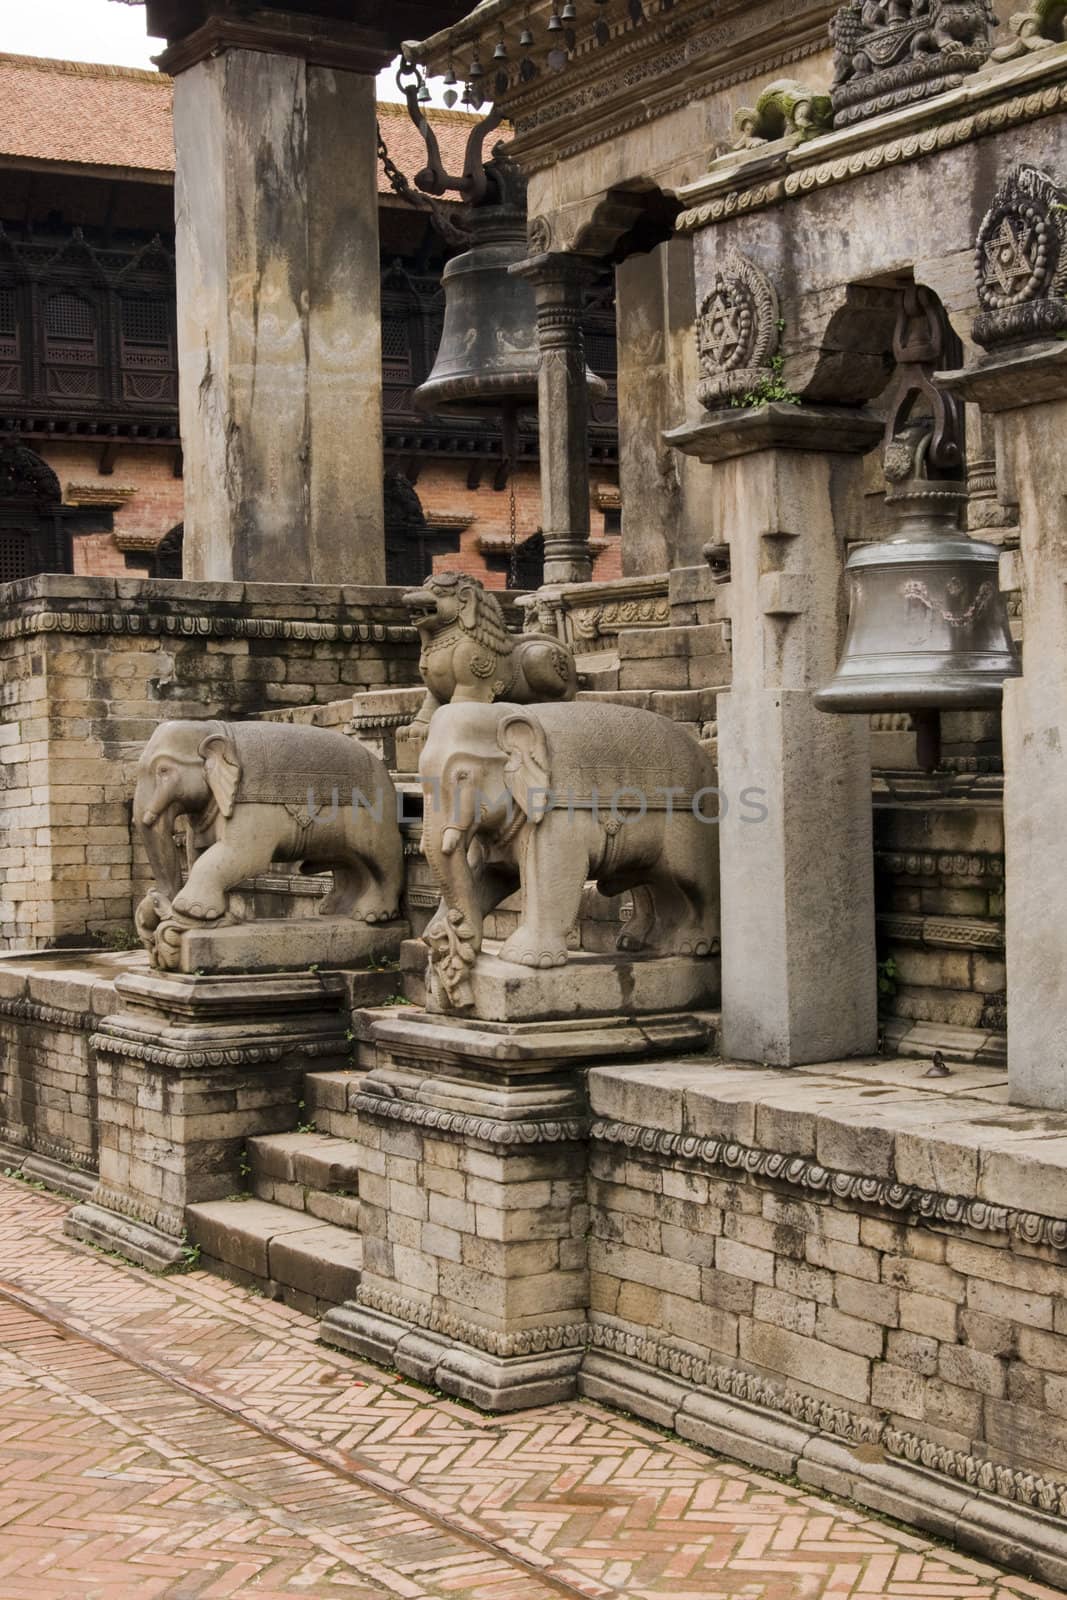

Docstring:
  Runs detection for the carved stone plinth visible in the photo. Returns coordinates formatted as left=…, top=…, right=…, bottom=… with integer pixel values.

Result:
left=427, top=944, right=718, bottom=1024
left=178, top=917, right=407, bottom=975
left=318, top=1003, right=714, bottom=1409
left=65, top=969, right=352, bottom=1269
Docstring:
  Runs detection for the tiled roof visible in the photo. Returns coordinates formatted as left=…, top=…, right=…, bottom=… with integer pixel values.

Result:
left=0, top=55, right=175, bottom=174
left=0, top=53, right=507, bottom=193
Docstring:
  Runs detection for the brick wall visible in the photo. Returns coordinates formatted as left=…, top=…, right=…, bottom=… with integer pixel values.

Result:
left=36, top=441, right=185, bottom=575
left=0, top=575, right=420, bottom=947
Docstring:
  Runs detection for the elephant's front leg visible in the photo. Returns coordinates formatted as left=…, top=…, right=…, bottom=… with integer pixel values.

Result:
left=172, top=832, right=268, bottom=922
left=498, top=824, right=588, bottom=969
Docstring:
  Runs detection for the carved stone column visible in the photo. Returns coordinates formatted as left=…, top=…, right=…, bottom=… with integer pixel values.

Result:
left=157, top=9, right=390, bottom=584
left=667, top=404, right=882, bottom=1066
left=514, top=253, right=598, bottom=585
left=942, top=162, right=1067, bottom=1111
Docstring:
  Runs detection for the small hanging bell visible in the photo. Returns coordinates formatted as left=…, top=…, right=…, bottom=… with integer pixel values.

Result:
left=493, top=37, right=508, bottom=59
left=815, top=426, right=1019, bottom=752
left=547, top=8, right=563, bottom=30
left=416, top=81, right=431, bottom=104
left=561, top=0, right=578, bottom=18
left=443, top=65, right=457, bottom=86
left=468, top=55, right=485, bottom=80
left=519, top=25, right=534, bottom=45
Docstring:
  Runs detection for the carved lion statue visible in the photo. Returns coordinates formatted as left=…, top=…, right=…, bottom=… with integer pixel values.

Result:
left=401, top=572, right=578, bottom=746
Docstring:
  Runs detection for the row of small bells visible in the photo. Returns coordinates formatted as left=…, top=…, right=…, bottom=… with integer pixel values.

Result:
left=815, top=423, right=1019, bottom=769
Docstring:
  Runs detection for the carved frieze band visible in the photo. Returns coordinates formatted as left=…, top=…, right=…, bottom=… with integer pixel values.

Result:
left=676, top=82, right=1067, bottom=234
left=358, top=1284, right=588, bottom=1359
left=0, top=1127, right=94, bottom=1173
left=0, top=995, right=93, bottom=1033
left=91, top=1033, right=343, bottom=1072
left=876, top=848, right=1003, bottom=879
left=356, top=1089, right=587, bottom=1148
left=591, top=1120, right=1067, bottom=1250
left=0, top=610, right=416, bottom=646
left=590, top=1323, right=1067, bottom=1519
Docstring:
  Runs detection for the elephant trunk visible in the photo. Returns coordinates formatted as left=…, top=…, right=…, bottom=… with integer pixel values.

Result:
left=134, top=778, right=184, bottom=902
left=422, top=811, right=483, bottom=1010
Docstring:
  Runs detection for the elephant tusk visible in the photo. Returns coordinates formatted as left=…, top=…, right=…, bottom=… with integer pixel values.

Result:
left=440, top=826, right=465, bottom=856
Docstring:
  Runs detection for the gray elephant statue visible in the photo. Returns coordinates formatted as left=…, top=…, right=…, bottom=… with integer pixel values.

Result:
left=419, top=700, right=720, bottom=1010
left=134, top=719, right=403, bottom=970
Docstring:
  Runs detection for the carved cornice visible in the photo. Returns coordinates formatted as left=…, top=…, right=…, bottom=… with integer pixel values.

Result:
left=357, top=1088, right=587, bottom=1147
left=0, top=995, right=93, bottom=1033
left=358, top=1283, right=589, bottom=1357
left=590, top=1119, right=1067, bottom=1250
left=878, top=912, right=1005, bottom=951
left=677, top=70, right=1067, bottom=235
left=92, top=1032, right=343, bottom=1071
left=589, top=1323, right=1067, bottom=1518
left=875, top=848, right=1004, bottom=879
left=0, top=610, right=416, bottom=647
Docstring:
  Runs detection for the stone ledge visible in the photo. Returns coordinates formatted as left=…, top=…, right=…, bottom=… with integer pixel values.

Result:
left=588, top=1056, right=1067, bottom=1231
left=580, top=1341, right=1067, bottom=1590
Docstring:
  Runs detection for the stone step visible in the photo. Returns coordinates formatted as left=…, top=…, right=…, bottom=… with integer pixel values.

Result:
left=246, top=1129, right=362, bottom=1229
left=186, top=1198, right=362, bottom=1315
left=303, top=1069, right=366, bottom=1139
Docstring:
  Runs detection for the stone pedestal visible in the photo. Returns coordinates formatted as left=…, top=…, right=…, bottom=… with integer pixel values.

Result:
left=945, top=342, right=1067, bottom=1110
left=177, top=917, right=407, bottom=976
left=166, top=22, right=386, bottom=584
left=666, top=404, right=881, bottom=1066
left=514, top=253, right=599, bottom=585
left=65, top=968, right=351, bottom=1268
left=319, top=1000, right=715, bottom=1408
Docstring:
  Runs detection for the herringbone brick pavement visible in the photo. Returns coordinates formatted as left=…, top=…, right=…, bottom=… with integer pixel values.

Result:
left=0, top=1176, right=1062, bottom=1600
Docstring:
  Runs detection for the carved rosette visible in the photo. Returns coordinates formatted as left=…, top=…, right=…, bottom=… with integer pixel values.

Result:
left=696, top=253, right=780, bottom=410
left=973, top=164, right=1067, bottom=347
left=829, top=0, right=996, bottom=129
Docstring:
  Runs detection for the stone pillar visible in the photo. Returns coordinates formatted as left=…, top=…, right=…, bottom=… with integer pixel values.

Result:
left=164, top=24, right=385, bottom=584
left=666, top=404, right=881, bottom=1066
left=946, top=344, right=1067, bottom=1109
left=516, top=253, right=598, bottom=585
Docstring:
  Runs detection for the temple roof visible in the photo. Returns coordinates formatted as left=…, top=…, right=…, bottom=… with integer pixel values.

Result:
left=0, top=52, right=501, bottom=190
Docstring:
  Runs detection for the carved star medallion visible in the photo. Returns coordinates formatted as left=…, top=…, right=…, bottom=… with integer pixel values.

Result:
left=702, top=291, right=743, bottom=365
left=982, top=218, right=1033, bottom=298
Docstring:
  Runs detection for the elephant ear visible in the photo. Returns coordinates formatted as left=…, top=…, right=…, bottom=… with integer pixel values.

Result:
left=498, top=712, right=551, bottom=824
left=199, top=728, right=241, bottom=819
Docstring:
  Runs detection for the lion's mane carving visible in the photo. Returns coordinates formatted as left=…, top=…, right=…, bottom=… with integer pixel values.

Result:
left=401, top=572, right=578, bottom=745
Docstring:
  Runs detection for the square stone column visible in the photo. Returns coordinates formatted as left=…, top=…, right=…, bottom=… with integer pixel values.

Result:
left=163, top=19, right=386, bottom=584
left=945, top=343, right=1067, bottom=1109
left=513, top=253, right=599, bottom=585
left=666, top=404, right=881, bottom=1066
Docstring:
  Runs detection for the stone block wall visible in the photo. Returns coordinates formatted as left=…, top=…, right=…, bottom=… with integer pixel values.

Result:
left=0, top=575, right=420, bottom=947
left=586, top=1060, right=1067, bottom=1561
left=0, top=952, right=130, bottom=1182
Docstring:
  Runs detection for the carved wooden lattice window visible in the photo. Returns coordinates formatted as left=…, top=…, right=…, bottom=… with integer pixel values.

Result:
left=120, top=294, right=177, bottom=402
left=0, top=526, right=37, bottom=583
left=0, top=286, right=18, bottom=396
left=43, top=290, right=101, bottom=399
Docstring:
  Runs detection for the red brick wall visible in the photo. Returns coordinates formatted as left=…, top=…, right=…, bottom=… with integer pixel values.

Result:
left=56, top=443, right=621, bottom=589
left=35, top=441, right=184, bottom=577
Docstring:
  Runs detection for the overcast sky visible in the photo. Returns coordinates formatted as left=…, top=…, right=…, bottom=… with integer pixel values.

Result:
left=0, top=0, right=408, bottom=98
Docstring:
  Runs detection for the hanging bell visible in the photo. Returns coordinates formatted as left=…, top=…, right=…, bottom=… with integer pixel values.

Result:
left=561, top=0, right=578, bottom=18
left=815, top=429, right=1019, bottom=759
left=547, top=8, right=563, bottom=30
left=414, top=216, right=606, bottom=423
left=444, top=65, right=457, bottom=86
left=519, top=25, right=534, bottom=45
left=493, top=38, right=508, bottom=59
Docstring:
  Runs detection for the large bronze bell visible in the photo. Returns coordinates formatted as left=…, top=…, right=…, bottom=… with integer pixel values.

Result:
left=414, top=203, right=606, bottom=421
left=815, top=426, right=1019, bottom=765
left=815, top=284, right=1019, bottom=769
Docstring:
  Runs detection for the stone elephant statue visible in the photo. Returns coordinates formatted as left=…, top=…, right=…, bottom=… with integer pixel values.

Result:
left=133, top=719, right=403, bottom=969
left=419, top=700, right=720, bottom=1010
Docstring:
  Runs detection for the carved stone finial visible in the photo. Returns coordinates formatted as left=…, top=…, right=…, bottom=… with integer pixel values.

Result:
left=829, top=0, right=996, bottom=130
left=732, top=80, right=833, bottom=150
left=973, top=165, right=1067, bottom=348
left=991, top=0, right=1067, bottom=62
left=696, top=253, right=780, bottom=410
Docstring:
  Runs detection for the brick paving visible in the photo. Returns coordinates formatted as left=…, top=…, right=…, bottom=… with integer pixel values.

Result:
left=0, top=1177, right=1062, bottom=1600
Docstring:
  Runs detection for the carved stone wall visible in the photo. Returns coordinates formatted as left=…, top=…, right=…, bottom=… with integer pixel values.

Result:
left=0, top=575, right=420, bottom=947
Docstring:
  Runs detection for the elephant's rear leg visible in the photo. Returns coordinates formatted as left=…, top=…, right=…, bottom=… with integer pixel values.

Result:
left=319, top=863, right=364, bottom=918
left=647, top=870, right=715, bottom=957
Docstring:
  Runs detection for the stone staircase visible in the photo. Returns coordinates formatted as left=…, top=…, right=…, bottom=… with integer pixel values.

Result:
left=185, top=1067, right=368, bottom=1316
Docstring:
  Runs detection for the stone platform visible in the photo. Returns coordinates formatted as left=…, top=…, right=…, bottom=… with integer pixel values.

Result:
left=429, top=944, right=719, bottom=1023
left=178, top=916, right=408, bottom=974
